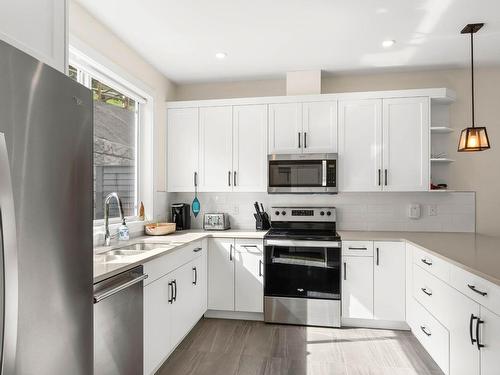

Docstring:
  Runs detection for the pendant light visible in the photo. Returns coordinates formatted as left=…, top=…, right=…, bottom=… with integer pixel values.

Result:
left=458, top=23, right=491, bottom=152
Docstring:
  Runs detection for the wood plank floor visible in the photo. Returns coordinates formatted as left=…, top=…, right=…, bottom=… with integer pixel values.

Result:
left=157, top=318, right=444, bottom=375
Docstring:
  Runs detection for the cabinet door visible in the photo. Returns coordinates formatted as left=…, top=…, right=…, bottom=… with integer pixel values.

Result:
left=373, top=241, right=405, bottom=321
left=446, top=288, right=480, bottom=375
left=382, top=97, right=429, bottom=191
left=235, top=240, right=264, bottom=313
left=342, top=256, right=374, bottom=319
left=170, top=262, right=198, bottom=347
left=144, top=276, right=172, bottom=375
left=199, top=106, right=233, bottom=192
left=0, top=0, right=66, bottom=72
left=302, top=101, right=338, bottom=153
left=338, top=99, right=383, bottom=192
left=208, top=238, right=235, bottom=311
left=480, top=307, right=500, bottom=375
left=233, top=105, right=268, bottom=192
left=191, top=255, right=206, bottom=321
left=268, top=103, right=302, bottom=154
left=167, top=108, right=199, bottom=192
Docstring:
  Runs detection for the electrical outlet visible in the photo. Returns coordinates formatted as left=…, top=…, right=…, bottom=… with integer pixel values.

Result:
left=428, top=205, right=438, bottom=216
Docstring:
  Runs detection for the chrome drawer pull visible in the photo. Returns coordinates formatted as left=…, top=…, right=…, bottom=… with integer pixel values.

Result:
left=421, top=287, right=432, bottom=296
left=348, top=247, right=367, bottom=250
left=421, top=258, right=432, bottom=266
left=193, top=247, right=203, bottom=252
left=420, top=326, right=431, bottom=337
left=468, top=284, right=487, bottom=296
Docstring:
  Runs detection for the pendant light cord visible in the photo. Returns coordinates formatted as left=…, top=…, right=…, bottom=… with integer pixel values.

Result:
left=470, top=31, right=475, bottom=128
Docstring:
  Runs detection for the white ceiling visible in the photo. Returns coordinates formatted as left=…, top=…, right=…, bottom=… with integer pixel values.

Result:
left=76, top=0, right=500, bottom=83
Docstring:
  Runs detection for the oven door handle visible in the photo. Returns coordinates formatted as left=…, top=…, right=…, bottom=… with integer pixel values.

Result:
left=264, top=239, right=341, bottom=248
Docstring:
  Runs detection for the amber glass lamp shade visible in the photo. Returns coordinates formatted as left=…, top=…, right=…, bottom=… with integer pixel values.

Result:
left=457, top=126, right=490, bottom=152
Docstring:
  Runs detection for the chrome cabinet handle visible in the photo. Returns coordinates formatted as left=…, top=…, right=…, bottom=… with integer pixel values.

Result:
left=384, top=169, right=388, bottom=186
left=259, top=260, right=263, bottom=277
left=229, top=244, right=233, bottom=261
left=233, top=171, right=237, bottom=186
left=421, top=258, right=432, bottom=266
left=376, top=248, right=380, bottom=266
left=168, top=282, right=173, bottom=304
left=421, top=287, right=432, bottom=296
left=228, top=171, right=231, bottom=186
left=193, top=247, right=202, bottom=252
left=173, top=280, right=177, bottom=301
left=94, top=274, right=148, bottom=303
left=192, top=267, right=197, bottom=285
left=378, top=169, right=381, bottom=186
left=468, top=284, right=487, bottom=296
left=304, top=132, right=307, bottom=148
left=194, top=171, right=197, bottom=187
left=343, top=262, right=347, bottom=281
left=348, top=247, right=367, bottom=250
left=420, top=326, right=431, bottom=337
left=298, top=132, right=301, bottom=148
left=470, top=314, right=478, bottom=345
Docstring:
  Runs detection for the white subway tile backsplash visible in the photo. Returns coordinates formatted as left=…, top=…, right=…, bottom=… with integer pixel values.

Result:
left=167, top=191, right=475, bottom=233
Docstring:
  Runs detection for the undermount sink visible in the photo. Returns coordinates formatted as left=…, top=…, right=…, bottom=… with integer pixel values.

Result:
left=96, top=242, right=179, bottom=264
left=116, top=242, right=171, bottom=252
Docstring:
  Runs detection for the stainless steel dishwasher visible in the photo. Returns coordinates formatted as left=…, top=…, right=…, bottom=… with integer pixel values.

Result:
left=94, top=266, right=148, bottom=375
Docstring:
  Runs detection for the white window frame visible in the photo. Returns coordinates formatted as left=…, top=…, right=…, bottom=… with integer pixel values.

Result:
left=69, top=40, right=156, bottom=228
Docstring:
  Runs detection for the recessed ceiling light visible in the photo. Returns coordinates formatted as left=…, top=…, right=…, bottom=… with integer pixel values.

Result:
left=215, top=52, right=227, bottom=59
left=382, top=40, right=396, bottom=48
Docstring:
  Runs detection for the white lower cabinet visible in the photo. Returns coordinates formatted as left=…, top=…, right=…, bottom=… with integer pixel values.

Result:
left=373, top=241, right=405, bottom=321
left=208, top=238, right=235, bottom=311
left=342, top=255, right=374, bottom=319
left=144, top=243, right=207, bottom=375
left=144, top=274, right=172, bottom=375
left=208, top=238, right=264, bottom=313
left=480, top=307, right=500, bottom=375
left=235, top=239, right=264, bottom=313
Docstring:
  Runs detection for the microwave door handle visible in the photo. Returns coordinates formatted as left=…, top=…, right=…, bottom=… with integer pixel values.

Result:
left=322, top=160, right=327, bottom=187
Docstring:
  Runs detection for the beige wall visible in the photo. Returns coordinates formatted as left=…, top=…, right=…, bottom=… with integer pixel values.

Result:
left=69, top=1, right=176, bottom=194
left=174, top=68, right=500, bottom=236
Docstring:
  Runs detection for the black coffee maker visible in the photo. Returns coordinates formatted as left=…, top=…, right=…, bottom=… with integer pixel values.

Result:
left=171, top=203, right=191, bottom=230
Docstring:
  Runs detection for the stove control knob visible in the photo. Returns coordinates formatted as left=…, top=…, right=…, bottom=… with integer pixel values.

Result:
left=275, top=211, right=280, bottom=216
left=320, top=211, right=325, bottom=216
left=326, top=211, right=332, bottom=216
left=281, top=211, right=286, bottom=216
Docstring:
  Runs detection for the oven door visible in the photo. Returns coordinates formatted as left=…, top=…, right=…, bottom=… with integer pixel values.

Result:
left=264, top=239, right=341, bottom=300
left=267, top=153, right=337, bottom=194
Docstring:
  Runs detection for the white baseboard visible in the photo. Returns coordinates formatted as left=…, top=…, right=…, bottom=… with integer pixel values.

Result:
left=204, top=310, right=264, bottom=321
left=341, top=317, right=410, bottom=330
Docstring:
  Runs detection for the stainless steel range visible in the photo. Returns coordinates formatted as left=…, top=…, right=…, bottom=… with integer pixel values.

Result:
left=264, top=207, right=341, bottom=327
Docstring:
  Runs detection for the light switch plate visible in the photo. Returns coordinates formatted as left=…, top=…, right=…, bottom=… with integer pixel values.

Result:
left=408, top=203, right=421, bottom=219
left=428, top=205, right=438, bottom=216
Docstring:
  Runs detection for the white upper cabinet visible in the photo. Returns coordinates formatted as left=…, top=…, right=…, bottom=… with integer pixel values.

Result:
left=199, top=106, right=233, bottom=192
left=268, top=103, right=302, bottom=154
left=302, top=101, right=338, bottom=153
left=232, top=105, right=268, bottom=192
left=373, top=241, right=406, bottom=321
left=167, top=108, right=199, bottom=192
left=0, top=0, right=67, bottom=72
left=338, top=99, right=382, bottom=192
left=382, top=97, right=430, bottom=191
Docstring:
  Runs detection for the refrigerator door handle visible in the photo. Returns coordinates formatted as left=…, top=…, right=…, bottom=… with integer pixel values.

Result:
left=0, top=133, right=19, bottom=375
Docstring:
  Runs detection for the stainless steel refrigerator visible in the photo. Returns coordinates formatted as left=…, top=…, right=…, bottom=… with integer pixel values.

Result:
left=0, top=40, right=93, bottom=374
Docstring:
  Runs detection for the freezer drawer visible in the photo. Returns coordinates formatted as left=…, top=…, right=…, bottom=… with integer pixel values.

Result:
left=94, top=266, right=148, bottom=375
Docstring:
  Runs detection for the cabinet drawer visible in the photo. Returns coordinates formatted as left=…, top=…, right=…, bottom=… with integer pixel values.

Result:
left=144, top=241, right=204, bottom=285
left=408, top=298, right=449, bottom=375
left=449, top=265, right=500, bottom=316
left=412, top=245, right=450, bottom=283
left=413, top=263, right=450, bottom=324
left=342, top=241, right=373, bottom=257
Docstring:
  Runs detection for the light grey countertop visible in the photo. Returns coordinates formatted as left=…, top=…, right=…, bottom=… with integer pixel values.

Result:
left=94, top=229, right=500, bottom=287
left=93, top=229, right=266, bottom=283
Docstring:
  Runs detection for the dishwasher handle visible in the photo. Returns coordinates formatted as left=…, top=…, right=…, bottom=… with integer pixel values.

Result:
left=94, top=273, right=148, bottom=304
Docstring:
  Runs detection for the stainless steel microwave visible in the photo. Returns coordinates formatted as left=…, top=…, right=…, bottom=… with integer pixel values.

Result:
left=267, top=153, right=337, bottom=194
